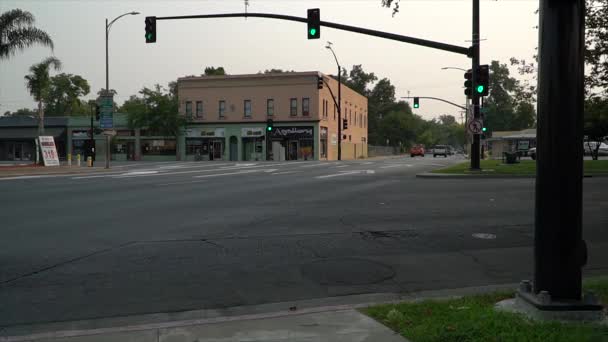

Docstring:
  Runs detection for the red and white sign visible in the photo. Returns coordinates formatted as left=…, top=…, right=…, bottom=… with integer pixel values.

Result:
left=38, top=136, right=60, bottom=166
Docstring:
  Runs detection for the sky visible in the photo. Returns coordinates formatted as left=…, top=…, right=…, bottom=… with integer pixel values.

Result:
left=1, top=0, right=539, bottom=121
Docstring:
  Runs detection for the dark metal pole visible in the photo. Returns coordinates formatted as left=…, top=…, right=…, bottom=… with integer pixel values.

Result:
left=534, top=0, right=586, bottom=300
left=90, top=112, right=94, bottom=167
left=105, top=18, right=109, bottom=92
left=470, top=0, right=481, bottom=170
left=338, top=66, right=342, bottom=161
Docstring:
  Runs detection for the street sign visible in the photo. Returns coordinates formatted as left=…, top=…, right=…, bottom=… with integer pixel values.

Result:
left=467, top=118, right=483, bottom=134
left=38, top=136, right=60, bottom=166
left=98, top=94, right=114, bottom=129
left=102, top=129, right=117, bottom=136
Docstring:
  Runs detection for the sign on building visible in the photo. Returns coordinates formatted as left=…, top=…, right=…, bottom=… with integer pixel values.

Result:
left=38, top=136, right=60, bottom=166
left=241, top=127, right=265, bottom=137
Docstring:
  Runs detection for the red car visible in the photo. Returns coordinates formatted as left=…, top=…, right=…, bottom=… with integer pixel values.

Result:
left=410, top=145, right=425, bottom=157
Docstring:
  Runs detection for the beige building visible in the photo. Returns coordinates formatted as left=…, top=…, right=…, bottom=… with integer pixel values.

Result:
left=177, top=72, right=368, bottom=161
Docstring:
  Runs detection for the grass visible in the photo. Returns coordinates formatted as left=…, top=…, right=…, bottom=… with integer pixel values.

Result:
left=432, top=159, right=608, bottom=175
left=363, top=277, right=608, bottom=342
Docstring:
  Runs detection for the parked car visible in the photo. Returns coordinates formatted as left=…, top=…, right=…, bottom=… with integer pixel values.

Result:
left=432, top=145, right=448, bottom=158
left=410, top=145, right=425, bottom=157
left=529, top=147, right=536, bottom=160
left=584, top=142, right=608, bottom=156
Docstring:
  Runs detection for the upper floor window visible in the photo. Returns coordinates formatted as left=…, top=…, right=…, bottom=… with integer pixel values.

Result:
left=267, top=99, right=274, bottom=116
left=290, top=98, right=298, bottom=116
left=195, top=101, right=203, bottom=118
left=302, top=98, right=310, bottom=116
left=219, top=100, right=226, bottom=118
left=244, top=100, right=252, bottom=117
left=185, top=101, right=192, bottom=119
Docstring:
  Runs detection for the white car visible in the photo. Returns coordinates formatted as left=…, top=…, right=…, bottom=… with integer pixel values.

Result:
left=432, top=145, right=448, bottom=158
left=584, top=142, right=608, bottom=156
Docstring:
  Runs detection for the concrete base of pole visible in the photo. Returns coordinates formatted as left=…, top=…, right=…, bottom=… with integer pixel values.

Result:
left=495, top=280, right=605, bottom=323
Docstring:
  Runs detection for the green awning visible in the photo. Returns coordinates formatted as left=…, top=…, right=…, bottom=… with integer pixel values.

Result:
left=0, top=127, right=65, bottom=139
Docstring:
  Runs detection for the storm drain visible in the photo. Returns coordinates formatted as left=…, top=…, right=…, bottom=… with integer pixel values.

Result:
left=301, top=258, right=395, bottom=286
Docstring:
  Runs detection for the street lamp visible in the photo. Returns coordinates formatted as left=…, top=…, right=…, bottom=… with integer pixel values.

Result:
left=441, top=66, right=467, bottom=72
left=104, top=11, right=139, bottom=169
left=325, top=41, right=342, bottom=161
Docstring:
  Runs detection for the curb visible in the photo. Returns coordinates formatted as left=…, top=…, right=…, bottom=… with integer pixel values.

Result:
left=416, top=172, right=608, bottom=179
left=0, top=283, right=519, bottom=341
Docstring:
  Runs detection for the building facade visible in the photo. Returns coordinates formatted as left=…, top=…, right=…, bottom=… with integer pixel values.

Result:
left=177, top=71, right=368, bottom=161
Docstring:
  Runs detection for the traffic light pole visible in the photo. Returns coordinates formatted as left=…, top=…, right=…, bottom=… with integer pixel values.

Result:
left=400, top=96, right=466, bottom=111
left=470, top=0, right=481, bottom=170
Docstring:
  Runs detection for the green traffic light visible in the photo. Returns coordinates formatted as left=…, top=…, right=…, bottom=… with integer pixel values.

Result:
left=309, top=28, right=317, bottom=36
left=267, top=126, right=272, bottom=131
left=414, top=104, right=419, bottom=108
left=146, top=33, right=152, bottom=40
left=476, top=85, right=485, bottom=93
left=482, top=127, right=487, bottom=132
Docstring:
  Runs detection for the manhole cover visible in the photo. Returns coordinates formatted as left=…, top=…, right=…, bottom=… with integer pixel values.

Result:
left=472, top=233, right=497, bottom=239
left=301, top=258, right=395, bottom=286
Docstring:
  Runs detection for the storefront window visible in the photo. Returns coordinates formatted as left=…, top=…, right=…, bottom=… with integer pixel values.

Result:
left=186, top=139, right=203, bottom=155
left=244, top=100, right=252, bottom=117
left=219, top=100, right=226, bottom=118
left=141, top=139, right=176, bottom=155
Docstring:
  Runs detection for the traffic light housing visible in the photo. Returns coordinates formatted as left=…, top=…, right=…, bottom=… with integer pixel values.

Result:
left=343, top=119, right=348, bottom=130
left=145, top=16, right=156, bottom=43
left=317, top=76, right=324, bottom=89
left=266, top=119, right=274, bottom=132
left=413, top=97, right=420, bottom=109
left=464, top=69, right=473, bottom=98
left=94, top=104, right=100, bottom=121
left=307, top=9, right=320, bottom=39
left=477, top=64, right=489, bottom=97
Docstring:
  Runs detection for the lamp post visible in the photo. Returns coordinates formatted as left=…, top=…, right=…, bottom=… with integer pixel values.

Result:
left=326, top=42, right=342, bottom=161
left=105, top=11, right=139, bottom=168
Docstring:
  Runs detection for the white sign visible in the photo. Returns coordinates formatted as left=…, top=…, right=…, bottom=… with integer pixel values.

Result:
left=38, top=136, right=60, bottom=166
left=102, top=129, right=117, bottom=136
left=467, top=119, right=483, bottom=134
left=241, top=127, right=265, bottom=137
left=186, top=127, right=225, bottom=138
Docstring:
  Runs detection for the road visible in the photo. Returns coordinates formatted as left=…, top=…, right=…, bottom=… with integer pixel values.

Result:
left=1, top=156, right=607, bottom=328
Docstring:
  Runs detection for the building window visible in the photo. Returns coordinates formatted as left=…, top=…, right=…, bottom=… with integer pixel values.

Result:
left=320, top=127, right=328, bottom=159
left=290, top=98, right=298, bottom=116
left=267, top=99, right=274, bottom=116
left=302, top=97, right=310, bottom=116
left=219, top=100, right=226, bottom=118
left=360, top=114, right=362, bottom=127
left=333, top=105, right=336, bottom=120
left=244, top=99, right=252, bottom=117
left=354, top=111, right=357, bottom=126
left=195, top=101, right=203, bottom=118
left=185, top=101, right=192, bottom=119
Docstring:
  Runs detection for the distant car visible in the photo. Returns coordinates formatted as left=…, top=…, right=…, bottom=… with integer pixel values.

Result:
left=432, top=145, right=448, bottom=158
left=584, top=142, right=608, bottom=156
left=410, top=145, right=425, bottom=157
left=529, top=147, right=536, bottom=160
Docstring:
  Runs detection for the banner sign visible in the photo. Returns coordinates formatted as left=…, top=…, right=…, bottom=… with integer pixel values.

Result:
left=38, top=136, right=60, bottom=166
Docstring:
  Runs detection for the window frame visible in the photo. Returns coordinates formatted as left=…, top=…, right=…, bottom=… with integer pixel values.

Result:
left=244, top=99, right=252, bottom=118
left=185, top=101, right=193, bottom=119
left=290, top=98, right=298, bottom=116
left=267, top=98, right=274, bottom=116
left=195, top=101, right=203, bottom=118
left=302, top=97, right=310, bottom=116
left=219, top=100, right=226, bottom=118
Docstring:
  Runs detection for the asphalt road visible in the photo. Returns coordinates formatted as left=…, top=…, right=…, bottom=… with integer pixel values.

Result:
left=1, top=156, right=607, bottom=328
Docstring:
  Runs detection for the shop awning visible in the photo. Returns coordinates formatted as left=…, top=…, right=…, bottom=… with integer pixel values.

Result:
left=0, top=127, right=66, bottom=139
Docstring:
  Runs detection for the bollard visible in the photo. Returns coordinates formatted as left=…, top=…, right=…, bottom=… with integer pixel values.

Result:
left=67, top=154, right=72, bottom=167
left=76, top=154, right=81, bottom=167
left=87, top=156, right=93, bottom=167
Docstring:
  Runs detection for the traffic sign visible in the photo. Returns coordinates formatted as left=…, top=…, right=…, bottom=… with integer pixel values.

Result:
left=102, top=129, right=117, bottom=136
left=98, top=94, right=114, bottom=129
left=468, top=119, right=483, bottom=134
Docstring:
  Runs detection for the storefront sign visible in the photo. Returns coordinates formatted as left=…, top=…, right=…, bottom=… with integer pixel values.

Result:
left=241, top=127, right=265, bottom=137
left=271, top=126, right=313, bottom=139
left=98, top=94, right=114, bottom=129
left=517, top=140, right=530, bottom=150
left=186, top=127, right=225, bottom=138
left=72, top=130, right=90, bottom=139
left=38, top=136, right=60, bottom=166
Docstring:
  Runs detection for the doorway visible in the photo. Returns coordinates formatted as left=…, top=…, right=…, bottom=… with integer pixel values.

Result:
left=288, top=140, right=299, bottom=160
left=229, top=136, right=238, bottom=161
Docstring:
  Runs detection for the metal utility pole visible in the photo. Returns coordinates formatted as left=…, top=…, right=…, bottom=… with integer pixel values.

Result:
left=326, top=42, right=342, bottom=160
left=470, top=0, right=481, bottom=170
left=533, top=0, right=587, bottom=302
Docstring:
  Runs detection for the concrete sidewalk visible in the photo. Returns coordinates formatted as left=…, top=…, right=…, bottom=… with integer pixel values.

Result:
left=0, top=309, right=407, bottom=342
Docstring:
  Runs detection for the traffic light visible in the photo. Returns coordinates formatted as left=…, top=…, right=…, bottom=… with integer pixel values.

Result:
left=307, top=8, right=320, bottom=39
left=343, top=119, right=348, bottom=130
left=145, top=16, right=156, bottom=43
left=482, top=126, right=487, bottom=133
left=266, top=119, right=274, bottom=132
left=317, top=76, right=324, bottom=89
left=477, top=64, right=489, bottom=96
left=413, top=97, right=420, bottom=109
left=94, top=104, right=100, bottom=121
left=464, top=69, right=473, bottom=98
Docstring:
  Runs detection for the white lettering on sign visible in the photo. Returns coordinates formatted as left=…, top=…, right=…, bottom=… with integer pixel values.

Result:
left=39, top=136, right=60, bottom=166
left=241, top=127, right=265, bottom=137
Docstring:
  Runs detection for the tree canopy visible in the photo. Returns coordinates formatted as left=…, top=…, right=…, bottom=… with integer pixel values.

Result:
left=0, top=9, right=53, bottom=60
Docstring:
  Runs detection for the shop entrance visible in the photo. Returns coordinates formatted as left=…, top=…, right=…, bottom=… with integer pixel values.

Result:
left=288, top=141, right=299, bottom=160
left=229, top=136, right=238, bottom=161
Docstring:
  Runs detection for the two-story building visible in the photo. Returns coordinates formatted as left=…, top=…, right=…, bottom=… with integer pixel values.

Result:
left=177, top=71, right=368, bottom=161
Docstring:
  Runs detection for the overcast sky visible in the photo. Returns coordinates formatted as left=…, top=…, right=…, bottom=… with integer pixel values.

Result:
left=1, top=0, right=538, bottom=121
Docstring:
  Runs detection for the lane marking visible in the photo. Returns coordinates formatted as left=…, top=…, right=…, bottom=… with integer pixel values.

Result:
left=110, top=164, right=284, bottom=179
left=315, top=171, right=360, bottom=179
left=271, top=171, right=302, bottom=175
left=362, top=162, right=373, bottom=165
left=0, top=175, right=44, bottom=180
left=333, top=165, right=349, bottom=168
left=380, top=164, right=405, bottom=169
left=157, top=180, right=207, bottom=186
left=298, top=163, right=336, bottom=168
left=264, top=169, right=279, bottom=173
left=193, top=170, right=260, bottom=178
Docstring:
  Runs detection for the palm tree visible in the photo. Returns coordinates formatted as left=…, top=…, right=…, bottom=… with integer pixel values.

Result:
left=0, top=9, right=54, bottom=60
left=24, top=57, right=61, bottom=135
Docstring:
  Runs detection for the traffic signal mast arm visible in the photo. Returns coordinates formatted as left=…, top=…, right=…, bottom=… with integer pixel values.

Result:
left=154, top=12, right=470, bottom=56
left=401, top=96, right=467, bottom=110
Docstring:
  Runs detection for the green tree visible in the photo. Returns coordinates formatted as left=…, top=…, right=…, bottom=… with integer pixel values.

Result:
left=0, top=9, right=53, bottom=60
left=24, top=56, right=62, bottom=134
left=203, top=66, right=226, bottom=76
left=44, top=73, right=91, bottom=116
left=123, top=83, right=184, bottom=138
left=585, top=0, right=608, bottom=91
left=342, top=64, right=377, bottom=96
left=584, top=96, right=608, bottom=160
left=2, top=108, right=37, bottom=117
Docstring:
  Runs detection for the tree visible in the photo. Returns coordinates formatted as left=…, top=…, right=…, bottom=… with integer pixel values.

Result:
left=2, top=108, right=37, bottom=117
left=203, top=66, right=226, bottom=76
left=584, top=96, right=608, bottom=160
left=342, top=64, right=377, bottom=96
left=585, top=0, right=608, bottom=92
left=438, top=115, right=457, bottom=126
left=0, top=9, right=53, bottom=60
left=24, top=56, right=62, bottom=134
left=259, top=69, right=295, bottom=74
left=123, top=83, right=184, bottom=138
left=44, top=73, right=91, bottom=116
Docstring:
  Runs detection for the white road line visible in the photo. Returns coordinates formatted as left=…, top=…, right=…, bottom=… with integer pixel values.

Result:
left=156, top=180, right=207, bottom=186
left=271, top=171, right=302, bottom=175
left=110, top=163, right=284, bottom=179
left=380, top=164, right=405, bottom=169
left=333, top=165, right=349, bottom=168
left=362, top=162, right=373, bottom=165
left=298, top=163, right=336, bottom=168
left=315, top=171, right=360, bottom=179
left=0, top=175, right=44, bottom=180
left=264, top=169, right=279, bottom=173
left=193, top=170, right=260, bottom=178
